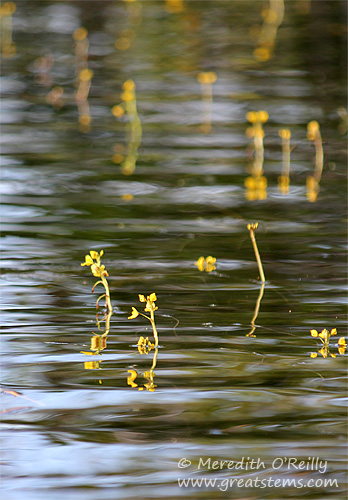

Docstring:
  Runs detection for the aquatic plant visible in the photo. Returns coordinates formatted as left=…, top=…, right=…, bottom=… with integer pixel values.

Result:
left=247, top=223, right=266, bottom=283
left=81, top=250, right=113, bottom=313
left=195, top=256, right=216, bottom=273
left=306, top=120, right=323, bottom=202
left=278, top=128, right=291, bottom=194
left=128, top=293, right=159, bottom=346
left=127, top=344, right=158, bottom=391
left=310, top=328, right=347, bottom=358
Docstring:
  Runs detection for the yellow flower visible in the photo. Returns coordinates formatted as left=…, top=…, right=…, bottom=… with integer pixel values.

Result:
left=128, top=307, right=139, bottom=319
left=310, top=352, right=318, bottom=358
left=205, top=256, right=216, bottom=273
left=138, top=294, right=146, bottom=302
left=319, top=347, right=328, bottom=358
left=257, top=111, right=269, bottom=123
left=330, top=328, right=337, bottom=336
left=307, top=120, right=319, bottom=141
left=81, top=255, right=93, bottom=266
left=279, top=129, right=291, bottom=140
left=195, top=256, right=216, bottom=272
left=195, top=256, right=205, bottom=272
left=144, top=293, right=158, bottom=313
left=123, top=79, right=135, bottom=91
left=338, top=337, right=346, bottom=346
left=197, top=71, right=217, bottom=84
left=338, top=345, right=347, bottom=355
left=319, top=329, right=329, bottom=340
left=310, top=329, right=319, bottom=337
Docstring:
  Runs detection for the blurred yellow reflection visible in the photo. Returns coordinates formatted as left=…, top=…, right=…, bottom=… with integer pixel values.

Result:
left=306, top=121, right=323, bottom=202
left=0, top=2, right=16, bottom=57
left=111, top=80, right=142, bottom=175
left=278, top=129, right=291, bottom=194
left=197, top=72, right=217, bottom=133
left=252, top=0, right=284, bottom=62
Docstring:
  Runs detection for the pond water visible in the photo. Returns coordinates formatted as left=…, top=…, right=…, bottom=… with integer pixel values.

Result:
left=1, top=1, right=347, bottom=499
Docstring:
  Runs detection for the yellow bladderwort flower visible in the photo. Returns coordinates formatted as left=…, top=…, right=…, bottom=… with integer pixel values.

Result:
left=81, top=250, right=112, bottom=313
left=310, top=328, right=344, bottom=358
left=128, top=307, right=139, bottom=319
left=128, top=293, right=159, bottom=346
left=195, top=256, right=216, bottom=273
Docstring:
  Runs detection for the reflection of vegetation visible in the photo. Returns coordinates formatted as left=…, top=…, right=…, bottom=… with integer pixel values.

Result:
left=128, top=293, right=159, bottom=347
left=127, top=345, right=158, bottom=392
left=247, top=223, right=266, bottom=283
left=197, top=71, right=217, bottom=134
left=73, top=27, right=92, bottom=132
left=252, top=0, right=284, bottom=62
left=114, top=0, right=142, bottom=51
left=81, top=250, right=113, bottom=313
left=306, top=121, right=323, bottom=202
left=310, top=328, right=346, bottom=359
left=112, top=80, right=142, bottom=175
left=195, top=256, right=216, bottom=273
left=137, top=336, right=155, bottom=355
left=278, top=129, right=291, bottom=194
left=337, top=108, right=347, bottom=135
left=165, top=0, right=185, bottom=14
left=245, top=111, right=268, bottom=200
left=246, top=282, right=265, bottom=337
left=81, top=310, right=112, bottom=370
left=0, top=2, right=16, bottom=57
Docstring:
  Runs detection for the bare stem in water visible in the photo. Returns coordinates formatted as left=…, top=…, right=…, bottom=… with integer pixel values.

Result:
left=247, top=223, right=266, bottom=283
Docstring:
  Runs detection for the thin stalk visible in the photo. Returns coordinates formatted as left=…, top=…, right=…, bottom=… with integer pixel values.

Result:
left=101, top=275, right=113, bottom=313
left=150, top=310, right=159, bottom=347
left=248, top=224, right=266, bottom=283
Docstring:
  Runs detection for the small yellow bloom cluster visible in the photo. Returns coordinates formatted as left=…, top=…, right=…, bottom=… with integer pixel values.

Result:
left=128, top=293, right=159, bottom=346
left=246, top=110, right=268, bottom=138
left=137, top=336, right=155, bottom=355
left=81, top=250, right=108, bottom=278
left=81, top=250, right=112, bottom=312
left=307, top=120, right=320, bottom=142
left=245, top=175, right=267, bottom=200
left=197, top=71, right=217, bottom=85
left=128, top=293, right=158, bottom=319
left=310, top=329, right=347, bottom=358
left=279, top=129, right=291, bottom=140
left=195, top=256, right=216, bottom=273
left=311, top=328, right=336, bottom=343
